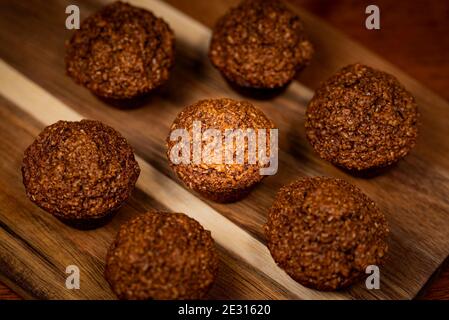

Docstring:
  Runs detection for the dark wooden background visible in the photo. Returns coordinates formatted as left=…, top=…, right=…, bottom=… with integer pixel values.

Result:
left=1, top=0, right=448, bottom=299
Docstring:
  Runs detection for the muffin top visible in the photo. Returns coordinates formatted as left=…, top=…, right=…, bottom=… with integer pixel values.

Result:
left=209, top=0, right=313, bottom=88
left=65, top=1, right=174, bottom=99
left=22, top=120, right=140, bottom=221
left=306, top=64, right=419, bottom=171
left=166, top=98, right=275, bottom=200
left=264, top=177, right=389, bottom=291
left=105, top=212, right=219, bottom=300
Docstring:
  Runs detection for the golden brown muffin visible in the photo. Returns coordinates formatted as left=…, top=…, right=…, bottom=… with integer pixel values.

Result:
left=22, top=120, right=140, bottom=229
left=65, top=1, right=175, bottom=99
left=306, top=64, right=419, bottom=171
left=166, top=98, right=276, bottom=202
left=265, top=177, right=389, bottom=291
left=105, top=211, right=219, bottom=300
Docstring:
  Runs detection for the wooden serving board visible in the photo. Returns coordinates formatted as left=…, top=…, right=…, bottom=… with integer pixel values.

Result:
left=0, top=0, right=448, bottom=300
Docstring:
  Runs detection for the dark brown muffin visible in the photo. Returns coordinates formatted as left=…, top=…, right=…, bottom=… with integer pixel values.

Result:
left=306, top=64, right=419, bottom=171
left=22, top=120, right=140, bottom=229
left=264, top=177, right=389, bottom=291
left=105, top=211, right=219, bottom=300
left=166, top=98, right=276, bottom=203
left=209, top=0, right=313, bottom=89
left=65, top=1, right=175, bottom=100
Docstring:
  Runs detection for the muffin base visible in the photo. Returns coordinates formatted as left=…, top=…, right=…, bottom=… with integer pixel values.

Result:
left=56, top=212, right=118, bottom=230
left=194, top=186, right=255, bottom=203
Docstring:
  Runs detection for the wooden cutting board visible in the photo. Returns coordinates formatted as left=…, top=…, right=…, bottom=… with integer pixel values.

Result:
left=0, top=0, right=448, bottom=300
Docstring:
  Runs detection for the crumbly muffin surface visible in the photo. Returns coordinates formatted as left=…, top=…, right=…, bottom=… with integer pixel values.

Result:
left=66, top=1, right=174, bottom=99
left=22, top=120, right=140, bottom=221
left=306, top=64, right=419, bottom=171
left=105, top=212, right=219, bottom=300
left=209, top=0, right=313, bottom=88
left=265, top=177, right=389, bottom=291
left=167, top=98, right=275, bottom=202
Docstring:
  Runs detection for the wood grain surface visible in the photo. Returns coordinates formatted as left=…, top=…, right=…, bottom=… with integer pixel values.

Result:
left=0, top=0, right=448, bottom=299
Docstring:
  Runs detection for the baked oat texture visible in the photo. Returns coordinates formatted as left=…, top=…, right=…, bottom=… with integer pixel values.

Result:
left=105, top=211, right=219, bottom=300
left=209, top=0, right=313, bottom=89
left=166, top=98, right=275, bottom=203
left=22, top=120, right=140, bottom=226
left=306, top=63, right=419, bottom=171
left=65, top=1, right=175, bottom=99
left=264, top=177, right=389, bottom=291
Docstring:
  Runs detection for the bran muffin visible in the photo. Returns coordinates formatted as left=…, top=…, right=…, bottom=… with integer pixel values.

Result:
left=264, top=177, right=389, bottom=291
left=166, top=98, right=276, bottom=203
left=306, top=64, right=419, bottom=171
left=209, top=0, right=313, bottom=89
left=65, top=1, right=175, bottom=100
left=105, top=211, right=219, bottom=300
left=22, top=120, right=140, bottom=229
